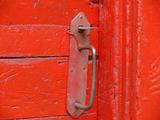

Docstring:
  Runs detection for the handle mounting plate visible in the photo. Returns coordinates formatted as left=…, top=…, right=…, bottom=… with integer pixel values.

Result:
left=67, top=12, right=90, bottom=117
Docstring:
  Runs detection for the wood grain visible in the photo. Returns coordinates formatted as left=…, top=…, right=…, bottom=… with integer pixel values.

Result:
left=0, top=58, right=97, bottom=119
left=0, top=0, right=98, bottom=26
left=0, top=25, right=98, bottom=57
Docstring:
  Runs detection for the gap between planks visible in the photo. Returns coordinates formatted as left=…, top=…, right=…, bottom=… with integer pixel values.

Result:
left=0, top=55, right=98, bottom=61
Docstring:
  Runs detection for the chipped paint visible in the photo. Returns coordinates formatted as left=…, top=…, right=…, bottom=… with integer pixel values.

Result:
left=33, top=0, right=40, bottom=8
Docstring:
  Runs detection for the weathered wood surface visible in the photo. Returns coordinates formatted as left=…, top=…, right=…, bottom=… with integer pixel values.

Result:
left=98, top=0, right=160, bottom=120
left=0, top=0, right=99, bottom=119
left=0, top=25, right=98, bottom=57
left=0, top=58, right=97, bottom=119
left=0, top=0, right=98, bottom=26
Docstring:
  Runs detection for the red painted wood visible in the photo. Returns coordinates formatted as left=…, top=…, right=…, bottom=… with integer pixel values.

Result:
left=98, top=0, right=133, bottom=119
left=2, top=0, right=159, bottom=119
left=0, top=1, right=99, bottom=119
left=98, top=0, right=139, bottom=119
left=98, top=0, right=160, bottom=120
left=0, top=25, right=98, bottom=57
left=135, top=0, right=160, bottom=120
left=0, top=58, right=97, bottom=119
left=98, top=0, right=114, bottom=119
left=0, top=0, right=98, bottom=26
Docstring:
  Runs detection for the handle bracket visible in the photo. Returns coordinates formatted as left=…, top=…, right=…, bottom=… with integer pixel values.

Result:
left=67, top=12, right=97, bottom=117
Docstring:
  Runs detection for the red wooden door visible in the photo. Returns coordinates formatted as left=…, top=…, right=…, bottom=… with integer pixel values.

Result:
left=0, top=1, right=99, bottom=119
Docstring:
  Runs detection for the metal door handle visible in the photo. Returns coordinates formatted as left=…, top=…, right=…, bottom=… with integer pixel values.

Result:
left=75, top=45, right=97, bottom=110
left=67, top=12, right=96, bottom=117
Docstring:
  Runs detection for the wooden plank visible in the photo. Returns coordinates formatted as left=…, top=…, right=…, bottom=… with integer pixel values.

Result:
left=0, top=58, right=97, bottom=119
left=0, top=25, right=98, bottom=57
left=0, top=0, right=98, bottom=26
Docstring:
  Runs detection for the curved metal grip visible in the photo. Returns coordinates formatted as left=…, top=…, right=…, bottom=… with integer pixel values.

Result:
left=75, top=45, right=97, bottom=110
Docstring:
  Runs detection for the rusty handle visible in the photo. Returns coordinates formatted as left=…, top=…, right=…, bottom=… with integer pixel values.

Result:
left=75, top=45, right=97, bottom=110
